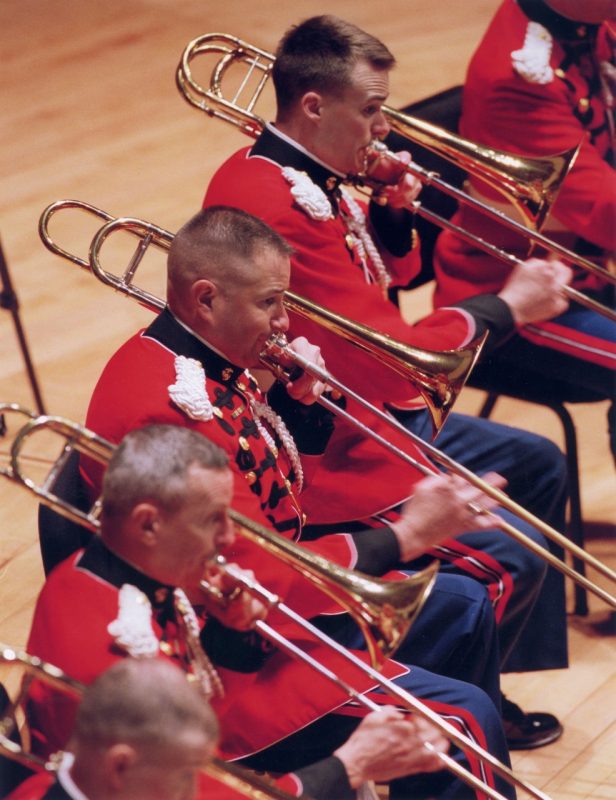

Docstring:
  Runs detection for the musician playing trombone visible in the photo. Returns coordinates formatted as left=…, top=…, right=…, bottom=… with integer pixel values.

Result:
left=25, top=424, right=508, bottom=800
left=9, top=658, right=448, bottom=800
left=202, top=15, right=572, bottom=748
left=433, top=0, right=616, bottom=461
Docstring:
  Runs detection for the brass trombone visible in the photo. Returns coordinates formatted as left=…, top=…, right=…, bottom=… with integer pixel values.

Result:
left=1, top=412, right=549, bottom=800
left=37, top=202, right=616, bottom=608
left=0, top=646, right=313, bottom=800
left=39, top=199, right=485, bottom=436
left=175, top=32, right=616, bottom=322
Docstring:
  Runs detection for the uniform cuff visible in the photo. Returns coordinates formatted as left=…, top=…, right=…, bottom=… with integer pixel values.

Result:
left=294, top=755, right=355, bottom=800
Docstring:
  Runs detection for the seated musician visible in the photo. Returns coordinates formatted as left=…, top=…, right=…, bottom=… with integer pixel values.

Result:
left=82, top=205, right=514, bottom=693
left=200, top=15, right=575, bottom=745
left=433, top=0, right=616, bottom=461
left=9, top=657, right=448, bottom=800
left=86, top=202, right=562, bottom=747
left=25, top=425, right=510, bottom=799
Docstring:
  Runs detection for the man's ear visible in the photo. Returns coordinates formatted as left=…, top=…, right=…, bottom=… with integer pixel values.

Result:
left=105, top=743, right=138, bottom=790
left=191, top=278, right=218, bottom=319
left=130, top=502, right=161, bottom=546
left=301, top=91, right=324, bottom=122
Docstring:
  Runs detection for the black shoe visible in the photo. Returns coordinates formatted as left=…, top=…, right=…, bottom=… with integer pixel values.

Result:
left=501, top=695, right=563, bottom=750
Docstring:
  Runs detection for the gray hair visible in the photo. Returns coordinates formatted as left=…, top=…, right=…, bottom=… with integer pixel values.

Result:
left=73, top=658, right=218, bottom=748
left=167, top=205, right=293, bottom=296
left=101, top=425, right=228, bottom=524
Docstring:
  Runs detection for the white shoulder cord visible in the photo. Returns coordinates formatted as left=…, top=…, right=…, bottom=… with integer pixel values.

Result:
left=339, top=187, right=392, bottom=292
left=249, top=398, right=304, bottom=493
left=173, top=588, right=225, bottom=701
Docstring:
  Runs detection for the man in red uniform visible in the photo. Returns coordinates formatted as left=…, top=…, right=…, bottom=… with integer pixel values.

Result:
left=26, top=424, right=510, bottom=799
left=202, top=16, right=572, bottom=745
left=9, top=657, right=448, bottom=800
left=433, top=0, right=616, bottom=458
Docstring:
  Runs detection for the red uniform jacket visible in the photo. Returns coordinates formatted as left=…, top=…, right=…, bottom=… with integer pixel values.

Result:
left=204, top=127, right=519, bottom=519
left=84, top=309, right=408, bottom=608
left=434, top=0, right=616, bottom=307
left=25, top=540, right=406, bottom=765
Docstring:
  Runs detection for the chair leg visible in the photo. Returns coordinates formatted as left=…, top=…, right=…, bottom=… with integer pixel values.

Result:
left=478, top=392, right=499, bottom=419
left=550, top=404, right=588, bottom=616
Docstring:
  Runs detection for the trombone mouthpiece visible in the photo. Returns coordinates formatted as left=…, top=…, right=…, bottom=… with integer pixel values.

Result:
left=259, top=334, right=303, bottom=384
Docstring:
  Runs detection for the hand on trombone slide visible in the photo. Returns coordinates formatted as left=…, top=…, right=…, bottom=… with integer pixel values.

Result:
left=391, top=471, right=508, bottom=562
left=498, top=256, right=573, bottom=326
left=334, top=705, right=449, bottom=787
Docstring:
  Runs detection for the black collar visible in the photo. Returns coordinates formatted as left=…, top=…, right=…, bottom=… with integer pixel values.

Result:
left=517, top=0, right=600, bottom=43
left=145, top=307, right=245, bottom=386
left=78, top=536, right=175, bottom=611
left=251, top=125, right=344, bottom=199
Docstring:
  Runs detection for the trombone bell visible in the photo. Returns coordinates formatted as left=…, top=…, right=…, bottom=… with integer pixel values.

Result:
left=283, top=291, right=488, bottom=436
left=381, top=107, right=581, bottom=230
left=229, top=509, right=439, bottom=666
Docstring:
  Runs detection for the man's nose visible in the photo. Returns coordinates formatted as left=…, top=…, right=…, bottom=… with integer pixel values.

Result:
left=373, top=109, right=390, bottom=139
left=271, top=304, right=289, bottom=332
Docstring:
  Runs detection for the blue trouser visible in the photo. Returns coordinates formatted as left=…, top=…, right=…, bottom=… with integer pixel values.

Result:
left=242, top=573, right=513, bottom=798
left=481, top=299, right=616, bottom=460
left=316, top=572, right=501, bottom=708
left=242, top=663, right=514, bottom=799
left=395, top=408, right=569, bottom=672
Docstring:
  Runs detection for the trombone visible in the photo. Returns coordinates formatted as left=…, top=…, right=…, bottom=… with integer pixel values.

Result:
left=0, top=646, right=314, bottom=800
left=39, top=198, right=485, bottom=437
left=37, top=202, right=616, bottom=608
left=1, top=411, right=550, bottom=800
left=175, top=32, right=616, bottom=323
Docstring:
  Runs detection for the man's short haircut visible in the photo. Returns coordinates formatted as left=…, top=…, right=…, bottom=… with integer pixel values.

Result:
left=167, top=205, right=293, bottom=294
left=73, top=658, right=218, bottom=750
left=273, top=16, right=395, bottom=118
left=101, top=424, right=228, bottom=524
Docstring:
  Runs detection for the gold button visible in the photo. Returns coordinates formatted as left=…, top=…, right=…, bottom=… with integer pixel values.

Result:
left=555, top=68, right=565, bottom=79
left=239, top=436, right=250, bottom=451
left=345, top=234, right=355, bottom=251
left=213, top=407, right=223, bottom=418
left=160, top=642, right=173, bottom=655
left=245, top=471, right=257, bottom=486
left=231, top=406, right=244, bottom=419
left=237, top=381, right=247, bottom=391
left=578, top=97, right=590, bottom=110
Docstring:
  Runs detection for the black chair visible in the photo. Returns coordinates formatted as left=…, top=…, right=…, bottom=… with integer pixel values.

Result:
left=0, top=683, right=36, bottom=795
left=38, top=449, right=93, bottom=575
left=386, top=86, right=595, bottom=615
